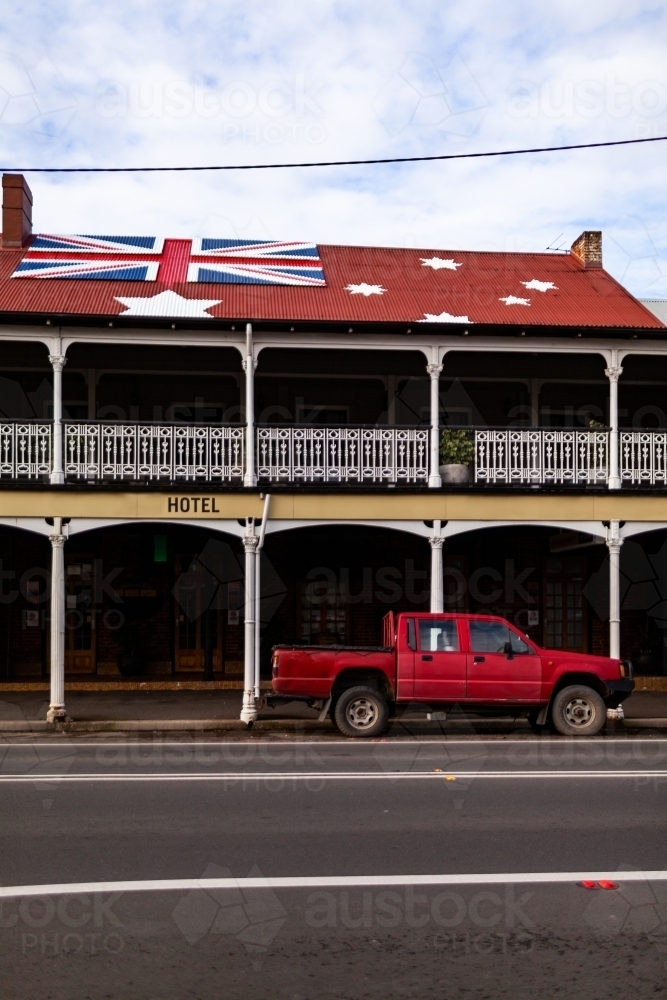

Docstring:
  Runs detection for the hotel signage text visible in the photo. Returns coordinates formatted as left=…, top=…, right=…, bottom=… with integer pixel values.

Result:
left=167, top=497, right=221, bottom=514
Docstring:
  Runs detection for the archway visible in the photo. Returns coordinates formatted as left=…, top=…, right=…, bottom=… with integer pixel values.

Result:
left=54, top=521, right=247, bottom=679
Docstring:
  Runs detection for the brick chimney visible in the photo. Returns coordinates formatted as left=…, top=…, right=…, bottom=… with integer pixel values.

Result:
left=571, top=230, right=602, bottom=268
left=2, top=173, right=33, bottom=248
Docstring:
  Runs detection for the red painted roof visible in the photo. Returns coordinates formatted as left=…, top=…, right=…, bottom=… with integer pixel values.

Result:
left=0, top=240, right=662, bottom=329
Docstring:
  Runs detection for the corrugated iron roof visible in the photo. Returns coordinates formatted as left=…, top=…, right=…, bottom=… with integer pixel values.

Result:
left=0, top=241, right=662, bottom=329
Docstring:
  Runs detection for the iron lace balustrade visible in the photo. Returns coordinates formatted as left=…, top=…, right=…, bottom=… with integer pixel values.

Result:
left=64, top=423, right=244, bottom=482
left=475, top=429, right=609, bottom=485
left=620, top=431, right=667, bottom=485
left=256, top=426, right=429, bottom=484
left=0, top=421, right=52, bottom=479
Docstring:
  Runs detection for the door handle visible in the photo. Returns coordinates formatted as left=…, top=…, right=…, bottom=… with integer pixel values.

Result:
left=421, top=654, right=433, bottom=661
left=473, top=656, right=485, bottom=663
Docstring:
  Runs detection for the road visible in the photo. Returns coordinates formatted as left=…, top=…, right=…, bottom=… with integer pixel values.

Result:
left=1, top=734, right=666, bottom=999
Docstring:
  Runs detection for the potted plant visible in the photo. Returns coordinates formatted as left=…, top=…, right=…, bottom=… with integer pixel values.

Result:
left=439, top=428, right=474, bottom=484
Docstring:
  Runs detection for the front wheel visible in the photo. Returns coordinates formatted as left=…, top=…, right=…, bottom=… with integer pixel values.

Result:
left=551, top=685, right=606, bottom=737
left=333, top=686, right=389, bottom=738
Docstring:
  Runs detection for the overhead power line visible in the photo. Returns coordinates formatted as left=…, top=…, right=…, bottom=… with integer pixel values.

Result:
left=2, top=133, right=666, bottom=173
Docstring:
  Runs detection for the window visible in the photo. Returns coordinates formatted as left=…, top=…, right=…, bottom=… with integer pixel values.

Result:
left=418, top=619, right=459, bottom=652
left=469, top=620, right=531, bottom=654
left=300, top=579, right=347, bottom=643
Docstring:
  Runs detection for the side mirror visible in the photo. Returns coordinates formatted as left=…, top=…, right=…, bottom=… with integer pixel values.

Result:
left=503, top=641, right=514, bottom=660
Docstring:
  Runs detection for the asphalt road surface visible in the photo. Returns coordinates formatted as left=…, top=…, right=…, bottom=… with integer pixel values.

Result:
left=1, top=734, right=667, bottom=999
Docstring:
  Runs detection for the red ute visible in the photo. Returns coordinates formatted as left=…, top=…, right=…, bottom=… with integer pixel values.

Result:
left=270, top=611, right=634, bottom=738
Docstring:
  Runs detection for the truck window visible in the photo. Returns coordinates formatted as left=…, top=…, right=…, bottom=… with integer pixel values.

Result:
left=469, top=620, right=531, bottom=654
left=418, top=619, right=459, bottom=652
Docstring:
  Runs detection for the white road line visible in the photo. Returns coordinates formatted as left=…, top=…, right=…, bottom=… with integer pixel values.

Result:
left=0, top=769, right=667, bottom=782
left=0, top=738, right=666, bottom=748
left=2, top=870, right=667, bottom=899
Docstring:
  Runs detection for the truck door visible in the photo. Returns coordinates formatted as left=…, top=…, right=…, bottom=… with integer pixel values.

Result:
left=413, top=617, right=466, bottom=702
left=466, top=619, right=541, bottom=701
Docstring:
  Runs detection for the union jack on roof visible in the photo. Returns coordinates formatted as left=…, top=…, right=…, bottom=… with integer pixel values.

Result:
left=13, top=259, right=160, bottom=281
left=11, top=236, right=326, bottom=285
left=188, top=263, right=326, bottom=286
left=188, top=239, right=326, bottom=285
left=29, top=235, right=165, bottom=253
left=191, top=238, right=322, bottom=260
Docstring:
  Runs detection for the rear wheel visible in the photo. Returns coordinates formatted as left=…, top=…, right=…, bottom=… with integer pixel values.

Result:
left=551, top=685, right=606, bottom=737
left=333, top=686, right=389, bottom=738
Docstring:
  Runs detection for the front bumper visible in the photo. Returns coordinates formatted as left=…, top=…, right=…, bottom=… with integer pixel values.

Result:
left=605, top=678, right=635, bottom=704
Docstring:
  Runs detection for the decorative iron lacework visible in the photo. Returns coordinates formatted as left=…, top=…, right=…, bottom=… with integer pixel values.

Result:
left=474, top=429, right=609, bottom=484
left=63, top=424, right=244, bottom=481
left=256, top=427, right=429, bottom=483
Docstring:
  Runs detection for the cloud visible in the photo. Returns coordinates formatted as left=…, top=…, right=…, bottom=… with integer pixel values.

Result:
left=0, top=2, right=665, bottom=296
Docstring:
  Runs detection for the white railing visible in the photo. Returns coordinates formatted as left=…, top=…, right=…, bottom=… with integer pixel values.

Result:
left=6, top=420, right=667, bottom=488
left=63, top=423, right=244, bottom=481
left=475, top=429, right=609, bottom=484
left=257, top=426, right=429, bottom=483
left=620, top=431, right=667, bottom=485
left=0, top=422, right=51, bottom=479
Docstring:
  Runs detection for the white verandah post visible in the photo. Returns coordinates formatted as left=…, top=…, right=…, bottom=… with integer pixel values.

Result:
left=243, top=323, right=257, bottom=488
left=49, top=352, right=67, bottom=485
left=241, top=519, right=259, bottom=724
left=605, top=351, right=623, bottom=490
left=254, top=494, right=271, bottom=699
left=429, top=519, right=444, bottom=613
left=606, top=520, right=623, bottom=659
left=427, top=359, right=443, bottom=488
left=47, top=517, right=66, bottom=723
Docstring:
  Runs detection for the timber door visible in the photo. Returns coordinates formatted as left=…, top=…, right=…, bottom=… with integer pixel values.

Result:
left=174, top=555, right=223, bottom=672
left=543, top=556, right=587, bottom=652
left=65, top=557, right=96, bottom=673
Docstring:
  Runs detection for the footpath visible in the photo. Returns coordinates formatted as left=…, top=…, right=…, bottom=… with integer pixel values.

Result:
left=0, top=689, right=665, bottom=735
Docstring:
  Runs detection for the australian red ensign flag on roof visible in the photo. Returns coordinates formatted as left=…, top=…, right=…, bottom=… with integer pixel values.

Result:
left=11, top=236, right=327, bottom=286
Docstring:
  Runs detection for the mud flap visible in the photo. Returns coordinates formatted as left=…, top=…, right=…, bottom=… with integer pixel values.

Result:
left=318, top=696, right=332, bottom=722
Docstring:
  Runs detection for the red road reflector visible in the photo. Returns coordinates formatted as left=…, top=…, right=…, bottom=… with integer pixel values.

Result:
left=578, top=880, right=599, bottom=889
left=597, top=880, right=619, bottom=890
left=578, top=879, right=619, bottom=890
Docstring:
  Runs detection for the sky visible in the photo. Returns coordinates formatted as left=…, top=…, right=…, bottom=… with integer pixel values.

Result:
left=0, top=1, right=666, bottom=297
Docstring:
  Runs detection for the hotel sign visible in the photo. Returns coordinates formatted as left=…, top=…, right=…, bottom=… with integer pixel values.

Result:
left=166, top=497, right=221, bottom=514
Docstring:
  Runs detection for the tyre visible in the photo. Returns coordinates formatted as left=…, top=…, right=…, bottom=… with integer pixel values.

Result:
left=333, top=686, right=389, bottom=738
left=551, top=685, right=606, bottom=737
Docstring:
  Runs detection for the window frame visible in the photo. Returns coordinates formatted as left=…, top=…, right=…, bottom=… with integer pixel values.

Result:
left=416, top=617, right=462, bottom=653
left=467, top=618, right=537, bottom=656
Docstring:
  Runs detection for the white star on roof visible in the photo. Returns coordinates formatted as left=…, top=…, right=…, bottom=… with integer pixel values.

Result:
left=500, top=295, right=531, bottom=306
left=115, top=290, right=222, bottom=318
left=345, top=282, right=386, bottom=296
left=419, top=311, right=472, bottom=323
left=421, top=257, right=462, bottom=271
left=521, top=279, right=558, bottom=292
